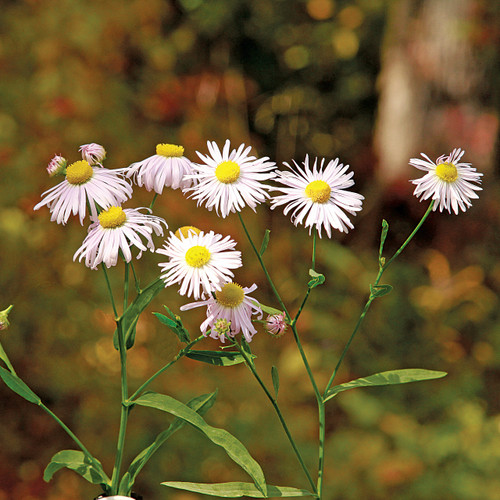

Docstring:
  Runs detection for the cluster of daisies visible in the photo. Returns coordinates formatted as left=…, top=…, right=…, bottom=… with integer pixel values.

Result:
left=34, top=140, right=482, bottom=342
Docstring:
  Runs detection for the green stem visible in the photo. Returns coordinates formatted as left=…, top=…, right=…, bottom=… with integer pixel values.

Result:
left=124, top=263, right=130, bottom=311
left=102, top=266, right=118, bottom=318
left=149, top=193, right=159, bottom=211
left=129, top=335, right=205, bottom=402
left=233, top=340, right=318, bottom=497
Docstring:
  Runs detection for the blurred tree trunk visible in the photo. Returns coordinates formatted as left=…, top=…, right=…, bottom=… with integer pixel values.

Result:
left=374, top=0, right=498, bottom=185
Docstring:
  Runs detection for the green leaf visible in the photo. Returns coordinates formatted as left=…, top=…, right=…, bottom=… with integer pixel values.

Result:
left=186, top=350, right=251, bottom=367
left=114, top=278, right=165, bottom=350
left=154, top=305, right=190, bottom=343
left=134, top=392, right=267, bottom=495
left=259, top=229, right=271, bottom=256
left=0, top=365, right=41, bottom=404
left=369, top=284, right=393, bottom=299
left=324, top=369, right=447, bottom=403
left=271, top=366, right=279, bottom=400
left=43, top=450, right=110, bottom=487
left=162, top=481, right=314, bottom=497
left=378, top=219, right=389, bottom=264
left=0, top=343, right=11, bottom=368
left=119, top=391, right=217, bottom=494
left=307, top=269, right=325, bottom=289
left=259, top=303, right=284, bottom=317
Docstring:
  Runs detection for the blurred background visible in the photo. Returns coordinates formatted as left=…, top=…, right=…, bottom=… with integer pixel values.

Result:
left=1, top=0, right=500, bottom=498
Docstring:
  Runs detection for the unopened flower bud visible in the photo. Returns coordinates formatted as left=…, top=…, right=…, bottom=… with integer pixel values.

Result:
left=47, top=155, right=67, bottom=177
left=265, top=312, right=287, bottom=338
left=79, top=143, right=106, bottom=165
left=0, top=305, right=14, bottom=331
left=212, top=318, right=232, bottom=342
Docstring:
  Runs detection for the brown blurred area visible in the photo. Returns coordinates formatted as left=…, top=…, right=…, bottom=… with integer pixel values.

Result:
left=1, top=0, right=500, bottom=499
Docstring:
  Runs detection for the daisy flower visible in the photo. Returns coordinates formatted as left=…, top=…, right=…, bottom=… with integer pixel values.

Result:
left=180, top=282, right=262, bottom=343
left=79, top=143, right=106, bottom=165
left=410, top=148, right=482, bottom=214
left=125, top=143, right=195, bottom=194
left=184, top=139, right=276, bottom=218
left=73, top=206, right=167, bottom=270
left=271, top=155, right=364, bottom=237
left=34, top=160, right=133, bottom=225
left=157, top=230, right=242, bottom=299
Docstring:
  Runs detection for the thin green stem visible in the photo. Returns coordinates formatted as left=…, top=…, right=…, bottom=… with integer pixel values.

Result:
left=149, top=193, right=159, bottom=211
left=233, top=340, right=318, bottom=497
left=123, top=263, right=130, bottom=311
left=102, top=266, right=118, bottom=318
left=130, top=262, right=140, bottom=293
left=129, top=335, right=205, bottom=402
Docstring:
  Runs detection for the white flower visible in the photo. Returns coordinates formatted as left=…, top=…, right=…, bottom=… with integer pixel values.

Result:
left=271, top=155, right=364, bottom=237
left=125, top=143, right=195, bottom=194
left=34, top=161, right=133, bottom=225
left=73, top=206, right=167, bottom=269
left=184, top=140, right=276, bottom=218
left=180, top=282, right=262, bottom=343
left=157, top=230, right=242, bottom=299
left=79, top=143, right=106, bottom=165
left=410, top=148, right=482, bottom=214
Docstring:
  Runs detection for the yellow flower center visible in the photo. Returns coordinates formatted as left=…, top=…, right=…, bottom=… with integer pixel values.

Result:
left=65, top=161, right=94, bottom=185
left=216, top=282, right=245, bottom=308
left=435, top=162, right=458, bottom=183
left=156, top=143, right=184, bottom=157
left=174, top=226, right=201, bottom=239
left=215, top=161, right=240, bottom=184
left=185, top=245, right=211, bottom=268
left=98, top=206, right=127, bottom=228
left=305, top=180, right=331, bottom=203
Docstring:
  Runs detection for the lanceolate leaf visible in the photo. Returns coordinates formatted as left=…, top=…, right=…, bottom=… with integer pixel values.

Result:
left=307, top=269, right=325, bottom=289
left=185, top=350, right=252, bottom=367
left=259, top=229, right=271, bottom=256
left=134, top=392, right=267, bottom=496
left=258, top=303, right=284, bottom=317
left=0, top=365, right=41, bottom=404
left=324, top=368, right=447, bottom=403
left=378, top=219, right=389, bottom=264
left=43, top=450, right=110, bottom=487
left=162, top=481, right=314, bottom=498
left=369, top=284, right=393, bottom=299
left=154, top=305, right=190, bottom=343
left=119, top=391, right=218, bottom=495
left=271, top=366, right=279, bottom=400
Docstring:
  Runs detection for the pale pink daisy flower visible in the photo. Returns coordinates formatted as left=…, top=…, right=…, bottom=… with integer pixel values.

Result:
left=183, top=140, right=276, bottom=218
left=34, top=160, right=133, bottom=225
left=271, top=155, right=364, bottom=237
left=73, top=206, right=167, bottom=270
left=125, top=143, right=195, bottom=194
left=79, top=143, right=106, bottom=165
left=180, top=282, right=262, bottom=343
left=46, top=155, right=67, bottom=177
left=265, top=312, right=287, bottom=338
left=410, top=148, right=482, bottom=214
left=157, top=230, right=242, bottom=299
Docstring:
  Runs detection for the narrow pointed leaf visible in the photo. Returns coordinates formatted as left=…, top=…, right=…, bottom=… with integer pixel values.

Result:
left=307, top=269, right=325, bottom=289
left=154, top=306, right=190, bottom=343
left=378, top=219, right=389, bottom=264
left=43, top=450, right=109, bottom=486
left=119, top=391, right=218, bottom=494
left=162, top=481, right=314, bottom=497
left=324, top=369, right=447, bottom=403
left=259, top=230, right=271, bottom=256
left=186, top=350, right=252, bottom=366
left=0, top=365, right=41, bottom=404
left=0, top=344, right=11, bottom=369
left=134, top=392, right=266, bottom=495
left=271, top=366, right=279, bottom=400
left=259, top=303, right=283, bottom=317
left=369, top=284, right=393, bottom=299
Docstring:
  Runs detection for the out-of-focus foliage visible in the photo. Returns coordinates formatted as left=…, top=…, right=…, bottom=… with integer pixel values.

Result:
left=1, top=0, right=500, bottom=499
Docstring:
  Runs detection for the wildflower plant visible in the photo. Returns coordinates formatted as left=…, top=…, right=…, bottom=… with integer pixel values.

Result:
left=0, top=142, right=482, bottom=499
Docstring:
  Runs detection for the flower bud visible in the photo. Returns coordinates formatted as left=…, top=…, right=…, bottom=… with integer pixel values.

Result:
left=0, top=305, right=13, bottom=331
left=265, top=312, right=287, bottom=338
left=79, top=143, right=106, bottom=165
left=47, top=155, right=67, bottom=177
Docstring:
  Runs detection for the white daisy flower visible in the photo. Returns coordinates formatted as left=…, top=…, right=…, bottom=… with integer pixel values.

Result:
left=157, top=230, right=242, bottom=299
left=180, top=282, right=262, bottom=343
left=73, top=206, right=167, bottom=270
left=125, top=143, right=195, bottom=194
left=410, top=148, right=482, bottom=214
left=271, top=155, right=364, bottom=237
left=184, top=139, right=276, bottom=218
left=34, top=160, right=133, bottom=225
left=79, top=143, right=106, bottom=165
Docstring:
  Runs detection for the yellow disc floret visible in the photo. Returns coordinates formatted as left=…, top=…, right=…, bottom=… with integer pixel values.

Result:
left=156, top=143, right=185, bottom=158
left=185, top=245, right=211, bottom=268
left=98, top=206, right=127, bottom=229
left=215, top=161, right=240, bottom=184
left=435, top=162, right=458, bottom=183
left=216, top=282, right=245, bottom=308
left=305, top=180, right=331, bottom=203
left=174, top=226, right=201, bottom=239
left=65, top=160, right=94, bottom=185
